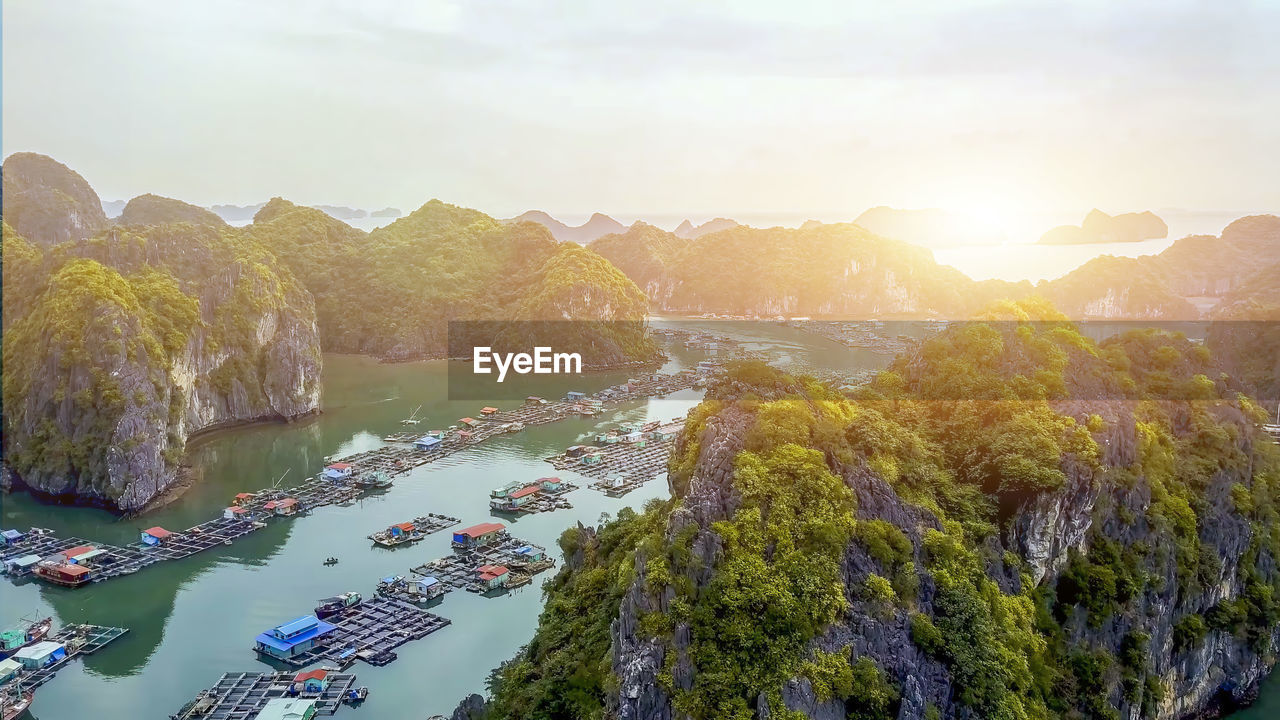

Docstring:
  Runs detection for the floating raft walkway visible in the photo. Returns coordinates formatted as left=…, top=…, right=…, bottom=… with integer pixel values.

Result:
left=2, top=624, right=129, bottom=692
left=171, top=671, right=359, bottom=719
left=261, top=597, right=450, bottom=669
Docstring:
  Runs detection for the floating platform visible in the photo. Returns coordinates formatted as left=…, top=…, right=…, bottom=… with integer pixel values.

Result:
left=257, top=597, right=449, bottom=669
left=2, top=624, right=129, bottom=692
left=368, top=513, right=460, bottom=547
left=170, top=671, right=360, bottom=719
left=547, top=435, right=678, bottom=497
left=410, top=536, right=554, bottom=596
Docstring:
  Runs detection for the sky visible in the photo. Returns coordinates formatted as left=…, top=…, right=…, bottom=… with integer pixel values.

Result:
left=3, top=0, right=1278, bottom=224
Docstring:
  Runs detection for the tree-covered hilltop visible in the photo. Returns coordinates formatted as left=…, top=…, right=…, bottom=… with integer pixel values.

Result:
left=248, top=198, right=659, bottom=364
left=1, top=152, right=110, bottom=245
left=118, top=193, right=228, bottom=227
left=473, top=298, right=1280, bottom=720
left=591, top=221, right=1033, bottom=319
left=1, top=220, right=321, bottom=511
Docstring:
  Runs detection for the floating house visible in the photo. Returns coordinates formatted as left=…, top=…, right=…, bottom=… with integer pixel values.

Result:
left=513, top=545, right=545, bottom=562
left=14, top=641, right=64, bottom=669
left=266, top=498, right=300, bottom=516
left=233, top=492, right=257, bottom=506
left=322, top=463, right=353, bottom=480
left=564, top=445, right=586, bottom=458
left=581, top=451, right=604, bottom=465
left=476, top=564, right=509, bottom=590
left=459, top=417, right=480, bottom=428
left=696, top=360, right=718, bottom=373
left=622, top=431, right=643, bottom=443
left=480, top=406, right=499, bottom=416
left=388, top=522, right=417, bottom=540
left=413, top=435, right=442, bottom=451
left=457, top=430, right=474, bottom=442
left=539, top=477, right=565, bottom=493
left=2, top=555, right=40, bottom=575
left=452, top=522, right=506, bottom=549
left=490, top=480, right=522, bottom=500
left=254, top=616, right=336, bottom=662
left=292, top=669, right=331, bottom=693
left=507, top=485, right=540, bottom=508
left=565, top=391, right=586, bottom=402
left=257, top=698, right=318, bottom=720
left=224, top=506, right=251, bottom=521
left=414, top=576, right=443, bottom=599
left=141, top=527, right=174, bottom=546
left=1, top=529, right=25, bottom=546
left=0, top=657, right=21, bottom=683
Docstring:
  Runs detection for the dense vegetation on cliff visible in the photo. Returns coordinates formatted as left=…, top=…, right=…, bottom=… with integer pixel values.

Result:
left=248, top=198, right=657, bottom=364
left=479, top=299, right=1280, bottom=720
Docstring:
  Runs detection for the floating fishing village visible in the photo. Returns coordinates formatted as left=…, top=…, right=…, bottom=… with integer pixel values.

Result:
left=0, top=361, right=720, bottom=719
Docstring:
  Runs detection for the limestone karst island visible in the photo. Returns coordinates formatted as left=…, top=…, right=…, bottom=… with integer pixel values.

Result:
left=1, top=3, right=1278, bottom=720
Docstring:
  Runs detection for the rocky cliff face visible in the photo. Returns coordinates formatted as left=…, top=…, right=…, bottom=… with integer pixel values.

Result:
left=476, top=320, right=1280, bottom=720
left=1, top=152, right=110, bottom=245
left=2, top=222, right=321, bottom=511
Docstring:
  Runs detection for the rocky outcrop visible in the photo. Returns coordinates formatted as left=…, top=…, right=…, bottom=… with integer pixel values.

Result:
left=1, top=152, right=109, bottom=245
left=2, top=222, right=321, bottom=511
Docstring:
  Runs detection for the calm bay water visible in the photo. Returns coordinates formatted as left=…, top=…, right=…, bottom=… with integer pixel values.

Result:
left=0, top=321, right=885, bottom=720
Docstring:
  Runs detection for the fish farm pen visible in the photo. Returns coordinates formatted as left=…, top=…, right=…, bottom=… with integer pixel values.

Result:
left=171, top=671, right=361, bottom=719
left=2, top=624, right=129, bottom=692
left=256, top=597, right=450, bottom=669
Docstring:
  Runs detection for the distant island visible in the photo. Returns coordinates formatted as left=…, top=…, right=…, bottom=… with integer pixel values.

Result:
left=100, top=199, right=127, bottom=218
left=1039, top=208, right=1168, bottom=244
left=853, top=206, right=1007, bottom=248
left=674, top=217, right=740, bottom=238
left=370, top=207, right=402, bottom=218
left=208, top=202, right=266, bottom=222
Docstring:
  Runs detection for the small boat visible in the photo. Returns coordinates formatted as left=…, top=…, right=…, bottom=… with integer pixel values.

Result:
left=354, top=471, right=393, bottom=489
left=343, top=686, right=369, bottom=704
left=323, top=557, right=339, bottom=566
left=0, top=616, right=52, bottom=659
left=315, top=591, right=361, bottom=619
left=1, top=689, right=34, bottom=720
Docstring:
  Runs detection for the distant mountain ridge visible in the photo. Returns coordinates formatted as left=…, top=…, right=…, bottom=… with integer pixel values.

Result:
left=509, top=210, right=626, bottom=244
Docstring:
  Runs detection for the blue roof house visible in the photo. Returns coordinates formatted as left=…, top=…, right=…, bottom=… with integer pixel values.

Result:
left=565, top=391, right=586, bottom=401
left=254, top=615, right=336, bottom=662
left=1, top=529, right=24, bottom=545
left=414, top=435, right=442, bottom=451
